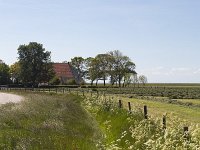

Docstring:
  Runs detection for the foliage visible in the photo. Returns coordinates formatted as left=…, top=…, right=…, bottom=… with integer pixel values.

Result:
left=70, top=57, right=85, bottom=84
left=109, top=50, right=136, bottom=87
left=138, top=75, right=148, bottom=86
left=68, top=50, right=137, bottom=87
left=0, top=62, right=10, bottom=84
left=94, top=54, right=113, bottom=86
left=17, top=42, right=55, bottom=86
left=123, top=73, right=136, bottom=87
left=82, top=92, right=200, bottom=150
left=88, top=58, right=102, bottom=85
left=87, top=50, right=136, bottom=87
left=66, top=79, right=77, bottom=85
left=84, top=57, right=94, bottom=81
left=80, top=80, right=86, bottom=85
left=9, top=62, right=21, bottom=84
left=49, top=76, right=60, bottom=85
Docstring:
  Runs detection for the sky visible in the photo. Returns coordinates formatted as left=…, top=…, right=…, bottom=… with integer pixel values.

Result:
left=0, top=0, right=200, bottom=83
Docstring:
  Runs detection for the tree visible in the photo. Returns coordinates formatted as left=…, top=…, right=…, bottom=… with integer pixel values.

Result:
left=17, top=42, right=55, bottom=86
left=10, top=62, right=21, bottom=84
left=132, top=73, right=138, bottom=88
left=109, top=50, right=136, bottom=87
left=84, top=57, right=94, bottom=84
left=0, top=62, right=10, bottom=85
left=49, top=76, right=60, bottom=85
left=138, top=75, right=148, bottom=86
left=88, top=58, right=102, bottom=86
left=123, top=72, right=137, bottom=87
left=94, top=54, right=112, bottom=86
left=70, top=57, right=85, bottom=85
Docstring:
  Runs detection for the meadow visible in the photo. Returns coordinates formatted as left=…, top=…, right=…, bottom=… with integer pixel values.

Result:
left=0, top=84, right=200, bottom=149
left=0, top=91, right=101, bottom=149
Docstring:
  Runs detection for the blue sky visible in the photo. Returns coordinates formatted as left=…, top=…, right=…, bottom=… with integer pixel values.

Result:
left=0, top=0, right=200, bottom=83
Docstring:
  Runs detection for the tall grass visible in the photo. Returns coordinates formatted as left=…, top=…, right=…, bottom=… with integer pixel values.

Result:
left=0, top=92, right=100, bottom=149
left=1, top=90, right=199, bottom=149
left=83, top=94, right=200, bottom=150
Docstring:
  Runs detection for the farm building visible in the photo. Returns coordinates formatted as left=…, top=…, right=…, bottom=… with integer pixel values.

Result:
left=53, top=63, right=81, bottom=84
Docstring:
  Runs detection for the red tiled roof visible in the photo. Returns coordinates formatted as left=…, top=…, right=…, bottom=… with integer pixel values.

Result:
left=53, top=63, right=74, bottom=78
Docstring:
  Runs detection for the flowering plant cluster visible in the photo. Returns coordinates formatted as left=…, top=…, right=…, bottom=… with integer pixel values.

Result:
left=82, top=93, right=200, bottom=150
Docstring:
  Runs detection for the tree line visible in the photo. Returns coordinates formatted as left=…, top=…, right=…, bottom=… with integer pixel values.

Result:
left=0, top=42, right=147, bottom=87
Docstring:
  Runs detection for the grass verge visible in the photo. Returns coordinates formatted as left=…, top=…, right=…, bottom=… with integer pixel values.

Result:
left=0, top=92, right=100, bottom=149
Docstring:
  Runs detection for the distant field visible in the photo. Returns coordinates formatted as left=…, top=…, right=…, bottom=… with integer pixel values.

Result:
left=87, top=83, right=200, bottom=87
left=177, top=99, right=200, bottom=105
left=145, top=83, right=200, bottom=87
left=117, top=96, right=200, bottom=124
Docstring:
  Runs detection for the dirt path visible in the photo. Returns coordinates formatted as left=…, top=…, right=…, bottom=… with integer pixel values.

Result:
left=0, top=92, right=23, bottom=104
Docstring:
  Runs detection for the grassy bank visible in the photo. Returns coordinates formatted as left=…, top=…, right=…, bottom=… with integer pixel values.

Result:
left=83, top=95, right=200, bottom=149
left=0, top=92, right=100, bottom=149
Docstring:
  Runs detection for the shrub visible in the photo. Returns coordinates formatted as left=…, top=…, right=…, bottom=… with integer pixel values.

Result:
left=80, top=80, right=86, bottom=85
left=66, top=79, right=77, bottom=85
left=49, top=76, right=60, bottom=85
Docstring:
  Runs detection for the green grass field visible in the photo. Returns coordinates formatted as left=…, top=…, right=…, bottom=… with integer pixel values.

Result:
left=0, top=92, right=100, bottom=149
left=121, top=97, right=200, bottom=124
left=177, top=99, right=200, bottom=105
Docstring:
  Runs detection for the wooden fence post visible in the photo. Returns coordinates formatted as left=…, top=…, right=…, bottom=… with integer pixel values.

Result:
left=184, top=126, right=188, bottom=132
left=83, top=91, right=85, bottom=96
left=144, top=105, right=148, bottom=119
left=163, top=115, right=166, bottom=129
left=97, top=91, right=99, bottom=98
left=128, top=102, right=131, bottom=112
left=183, top=126, right=189, bottom=139
left=119, top=100, right=122, bottom=108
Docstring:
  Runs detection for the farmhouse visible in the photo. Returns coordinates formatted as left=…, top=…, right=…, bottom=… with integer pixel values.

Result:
left=53, top=62, right=81, bottom=84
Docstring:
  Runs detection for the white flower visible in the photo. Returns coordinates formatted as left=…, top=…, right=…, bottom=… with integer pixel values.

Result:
left=116, top=139, right=121, bottom=142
